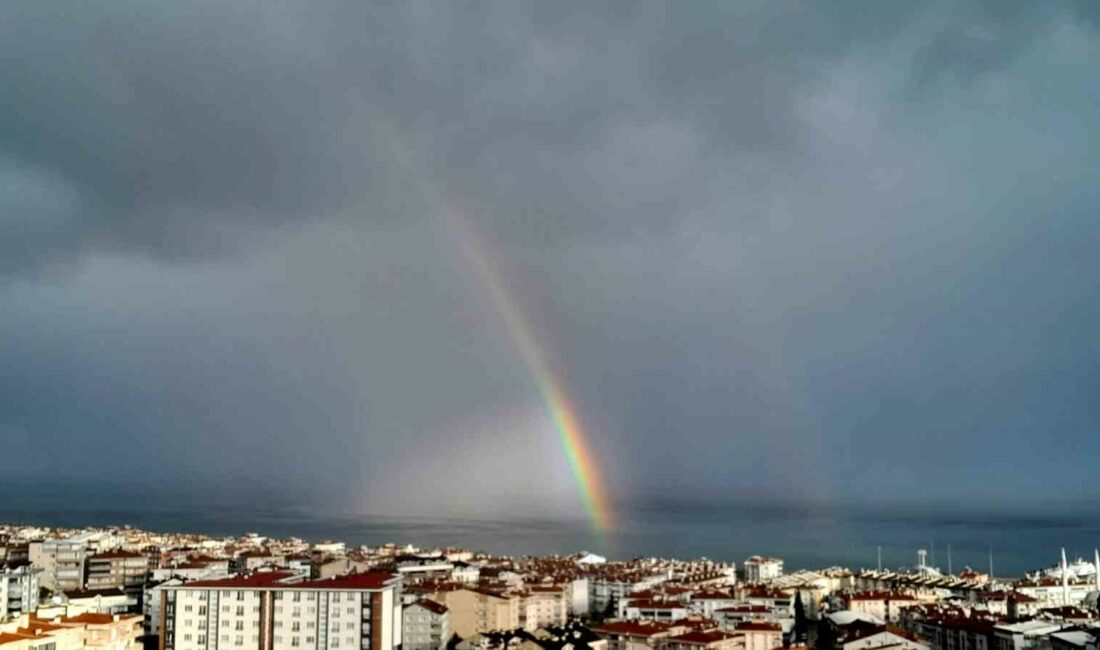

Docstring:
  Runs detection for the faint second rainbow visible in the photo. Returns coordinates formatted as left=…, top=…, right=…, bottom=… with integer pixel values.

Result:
left=442, top=207, right=615, bottom=535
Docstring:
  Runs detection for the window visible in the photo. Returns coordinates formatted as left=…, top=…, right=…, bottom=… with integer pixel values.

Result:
left=275, top=592, right=284, bottom=601
left=333, top=594, right=341, bottom=603
left=236, top=592, right=245, bottom=601
left=292, top=638, right=300, bottom=647
left=198, top=637, right=206, bottom=646
left=346, top=608, right=354, bottom=615
left=235, top=622, right=244, bottom=631
left=236, top=607, right=244, bottom=616
left=332, top=639, right=340, bottom=648
left=234, top=636, right=243, bottom=646
left=292, top=623, right=301, bottom=632
left=185, top=605, right=193, bottom=612
left=222, top=621, right=229, bottom=629
left=306, top=622, right=315, bottom=629
left=184, top=635, right=193, bottom=642
left=293, top=593, right=302, bottom=602
left=222, top=606, right=230, bottom=613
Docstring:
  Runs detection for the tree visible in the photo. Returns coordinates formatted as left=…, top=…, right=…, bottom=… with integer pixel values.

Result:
left=793, top=591, right=807, bottom=644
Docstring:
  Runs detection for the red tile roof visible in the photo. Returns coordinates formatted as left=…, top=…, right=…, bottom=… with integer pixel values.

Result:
left=183, top=570, right=397, bottom=591
left=735, top=623, right=782, bottom=632
left=591, top=621, right=676, bottom=637
left=291, top=572, right=397, bottom=590
left=184, top=571, right=297, bottom=588
left=668, top=630, right=742, bottom=645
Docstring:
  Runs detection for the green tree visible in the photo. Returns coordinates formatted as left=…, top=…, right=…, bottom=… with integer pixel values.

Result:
left=793, top=591, right=807, bottom=644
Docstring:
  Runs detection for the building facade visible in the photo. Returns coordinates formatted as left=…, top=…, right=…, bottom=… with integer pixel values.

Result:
left=156, top=572, right=402, bottom=650
left=1, top=566, right=40, bottom=617
left=742, top=559, right=783, bottom=584
left=402, top=601, right=449, bottom=650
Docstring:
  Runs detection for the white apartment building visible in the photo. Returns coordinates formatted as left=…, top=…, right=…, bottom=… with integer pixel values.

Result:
left=1, top=565, right=41, bottom=616
left=742, top=558, right=783, bottom=583
left=156, top=571, right=402, bottom=650
left=401, top=600, right=449, bottom=650
left=520, top=588, right=566, bottom=631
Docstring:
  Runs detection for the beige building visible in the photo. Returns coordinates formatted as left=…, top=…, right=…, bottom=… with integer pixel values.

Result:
left=86, top=551, right=150, bottom=596
left=0, top=612, right=142, bottom=650
left=846, top=593, right=919, bottom=623
left=732, top=623, right=781, bottom=650
left=424, top=588, right=519, bottom=639
left=519, top=588, right=566, bottom=631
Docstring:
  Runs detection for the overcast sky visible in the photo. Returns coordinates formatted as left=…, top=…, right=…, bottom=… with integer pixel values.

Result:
left=3, top=1, right=1099, bottom=521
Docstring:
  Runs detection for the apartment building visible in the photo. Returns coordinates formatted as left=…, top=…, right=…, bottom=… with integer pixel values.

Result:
left=156, top=571, right=402, bottom=650
left=520, top=588, right=566, bottom=631
left=1, top=566, right=40, bottom=617
left=742, top=559, right=783, bottom=584
left=422, top=588, right=519, bottom=639
left=0, top=612, right=142, bottom=650
left=402, top=600, right=449, bottom=650
left=86, top=552, right=150, bottom=598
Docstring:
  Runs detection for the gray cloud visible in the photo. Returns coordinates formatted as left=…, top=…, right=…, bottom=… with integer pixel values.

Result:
left=2, top=1, right=1099, bottom=518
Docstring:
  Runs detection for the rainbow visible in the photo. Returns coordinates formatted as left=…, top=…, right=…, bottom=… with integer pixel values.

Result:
left=374, top=123, right=615, bottom=534
left=442, top=208, right=615, bottom=534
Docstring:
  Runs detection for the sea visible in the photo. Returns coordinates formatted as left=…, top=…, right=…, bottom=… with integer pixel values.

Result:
left=1, top=494, right=1097, bottom=578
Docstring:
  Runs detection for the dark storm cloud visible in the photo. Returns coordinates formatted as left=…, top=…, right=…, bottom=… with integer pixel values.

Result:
left=2, top=1, right=1100, bottom=517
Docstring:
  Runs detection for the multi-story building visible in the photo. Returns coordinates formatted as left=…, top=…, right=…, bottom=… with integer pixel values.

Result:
left=155, top=571, right=402, bottom=650
left=402, top=600, right=449, bottom=650
left=733, top=623, right=782, bottom=650
left=86, top=552, right=150, bottom=599
left=519, top=587, right=566, bottom=631
left=993, top=621, right=1067, bottom=650
left=1, top=566, right=41, bottom=617
left=660, top=630, right=743, bottom=650
left=742, top=558, right=783, bottom=584
left=0, top=612, right=142, bottom=650
left=32, top=534, right=120, bottom=594
left=588, top=573, right=669, bottom=617
left=422, top=588, right=519, bottom=639
left=846, top=593, right=920, bottom=623
left=592, top=621, right=686, bottom=650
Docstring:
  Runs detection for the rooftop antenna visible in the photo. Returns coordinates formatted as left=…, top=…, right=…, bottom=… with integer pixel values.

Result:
left=877, top=546, right=882, bottom=572
left=931, top=541, right=936, bottom=569
left=988, top=545, right=994, bottom=582
left=947, top=544, right=953, bottom=576
left=918, top=548, right=928, bottom=571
